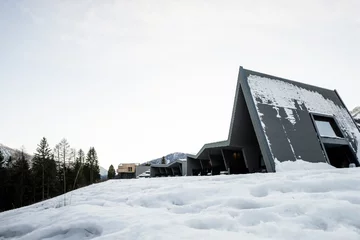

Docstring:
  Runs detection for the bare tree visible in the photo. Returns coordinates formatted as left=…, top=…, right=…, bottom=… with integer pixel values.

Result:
left=73, top=149, right=85, bottom=190
left=71, top=148, right=76, bottom=164
left=59, top=139, right=70, bottom=197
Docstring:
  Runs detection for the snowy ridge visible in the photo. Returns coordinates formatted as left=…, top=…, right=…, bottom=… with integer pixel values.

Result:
left=142, top=152, right=187, bottom=165
left=99, top=166, right=107, bottom=177
left=351, top=107, right=360, bottom=128
left=1, top=163, right=360, bottom=239
left=248, top=75, right=360, bottom=160
left=0, top=143, right=32, bottom=167
left=0, top=143, right=18, bottom=160
left=351, top=106, right=360, bottom=120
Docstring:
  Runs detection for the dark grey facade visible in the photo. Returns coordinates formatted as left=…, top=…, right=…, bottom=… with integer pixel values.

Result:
left=135, top=165, right=150, bottom=177
left=150, top=160, right=187, bottom=177
left=188, top=67, right=360, bottom=175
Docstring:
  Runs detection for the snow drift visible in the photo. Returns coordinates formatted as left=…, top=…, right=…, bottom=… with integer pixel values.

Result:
left=275, top=159, right=334, bottom=172
left=1, top=162, right=360, bottom=240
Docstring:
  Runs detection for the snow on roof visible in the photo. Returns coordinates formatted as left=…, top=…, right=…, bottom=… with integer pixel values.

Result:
left=247, top=74, right=360, bottom=161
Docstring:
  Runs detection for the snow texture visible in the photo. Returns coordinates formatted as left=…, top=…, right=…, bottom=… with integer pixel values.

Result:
left=1, top=164, right=360, bottom=240
left=248, top=74, right=360, bottom=160
left=351, top=107, right=360, bottom=128
left=275, top=159, right=334, bottom=172
left=351, top=106, right=360, bottom=120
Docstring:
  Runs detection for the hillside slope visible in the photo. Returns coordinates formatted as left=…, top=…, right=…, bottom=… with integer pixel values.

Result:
left=351, top=107, right=360, bottom=128
left=142, top=152, right=187, bottom=165
left=1, top=161, right=360, bottom=240
left=0, top=144, right=31, bottom=160
left=0, top=144, right=32, bottom=167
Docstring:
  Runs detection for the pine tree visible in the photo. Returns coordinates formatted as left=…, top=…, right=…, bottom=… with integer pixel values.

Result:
left=85, top=147, right=100, bottom=184
left=107, top=165, right=116, bottom=179
left=161, top=156, right=166, bottom=164
left=32, top=137, right=52, bottom=200
left=45, top=155, right=57, bottom=198
left=12, top=151, right=32, bottom=208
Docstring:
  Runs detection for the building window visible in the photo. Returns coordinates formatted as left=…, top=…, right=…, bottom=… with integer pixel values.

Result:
left=311, top=114, right=357, bottom=168
left=128, top=167, right=133, bottom=172
left=313, top=115, right=343, bottom=138
left=315, top=120, right=338, bottom=138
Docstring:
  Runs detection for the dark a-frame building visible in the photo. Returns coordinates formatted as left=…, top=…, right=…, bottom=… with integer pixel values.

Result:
left=187, top=67, right=360, bottom=175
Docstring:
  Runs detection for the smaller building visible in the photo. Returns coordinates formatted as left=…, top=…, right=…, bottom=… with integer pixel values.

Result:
left=150, top=160, right=187, bottom=177
left=117, top=163, right=136, bottom=179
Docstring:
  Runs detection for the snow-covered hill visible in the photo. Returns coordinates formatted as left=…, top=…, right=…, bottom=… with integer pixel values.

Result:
left=142, top=152, right=187, bottom=165
left=99, top=166, right=107, bottom=176
left=0, top=144, right=19, bottom=160
left=99, top=166, right=108, bottom=180
left=0, top=144, right=32, bottom=166
left=1, top=161, right=360, bottom=240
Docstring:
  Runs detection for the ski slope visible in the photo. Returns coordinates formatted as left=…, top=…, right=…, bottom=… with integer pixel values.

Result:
left=1, top=161, right=360, bottom=240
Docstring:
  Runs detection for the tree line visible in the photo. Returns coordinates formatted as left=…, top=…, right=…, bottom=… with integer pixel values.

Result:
left=0, top=137, right=100, bottom=212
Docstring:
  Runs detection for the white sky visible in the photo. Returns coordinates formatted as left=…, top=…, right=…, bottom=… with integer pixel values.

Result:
left=0, top=0, right=359, bottom=169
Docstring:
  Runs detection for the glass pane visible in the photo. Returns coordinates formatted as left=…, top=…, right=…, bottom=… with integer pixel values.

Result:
left=315, top=120, right=339, bottom=138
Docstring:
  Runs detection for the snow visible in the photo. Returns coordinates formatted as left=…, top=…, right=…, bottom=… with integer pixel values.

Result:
left=284, top=108, right=296, bottom=125
left=248, top=74, right=360, bottom=160
left=1, top=164, right=360, bottom=240
left=351, top=106, right=360, bottom=120
left=275, top=159, right=334, bottom=172
left=137, top=170, right=150, bottom=178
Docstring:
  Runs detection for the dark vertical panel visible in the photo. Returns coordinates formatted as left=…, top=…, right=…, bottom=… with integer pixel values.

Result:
left=256, top=104, right=328, bottom=164
left=186, top=157, right=201, bottom=176
left=283, top=109, right=327, bottom=163
left=257, top=104, right=295, bottom=162
left=243, top=146, right=262, bottom=172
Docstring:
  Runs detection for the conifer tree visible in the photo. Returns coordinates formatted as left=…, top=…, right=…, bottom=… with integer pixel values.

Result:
left=12, top=151, right=32, bottom=207
left=85, top=147, right=100, bottom=184
left=32, top=137, right=52, bottom=200
left=107, top=165, right=116, bottom=179
left=161, top=156, right=166, bottom=164
left=45, top=154, right=57, bottom=198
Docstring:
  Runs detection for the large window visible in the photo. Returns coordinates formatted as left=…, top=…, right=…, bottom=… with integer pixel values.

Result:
left=315, top=120, right=339, bottom=138
left=313, top=115, right=343, bottom=138
left=311, top=114, right=357, bottom=168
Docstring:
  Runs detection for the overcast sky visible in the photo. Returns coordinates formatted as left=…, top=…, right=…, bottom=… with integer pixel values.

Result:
left=1, top=0, right=359, bottom=169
